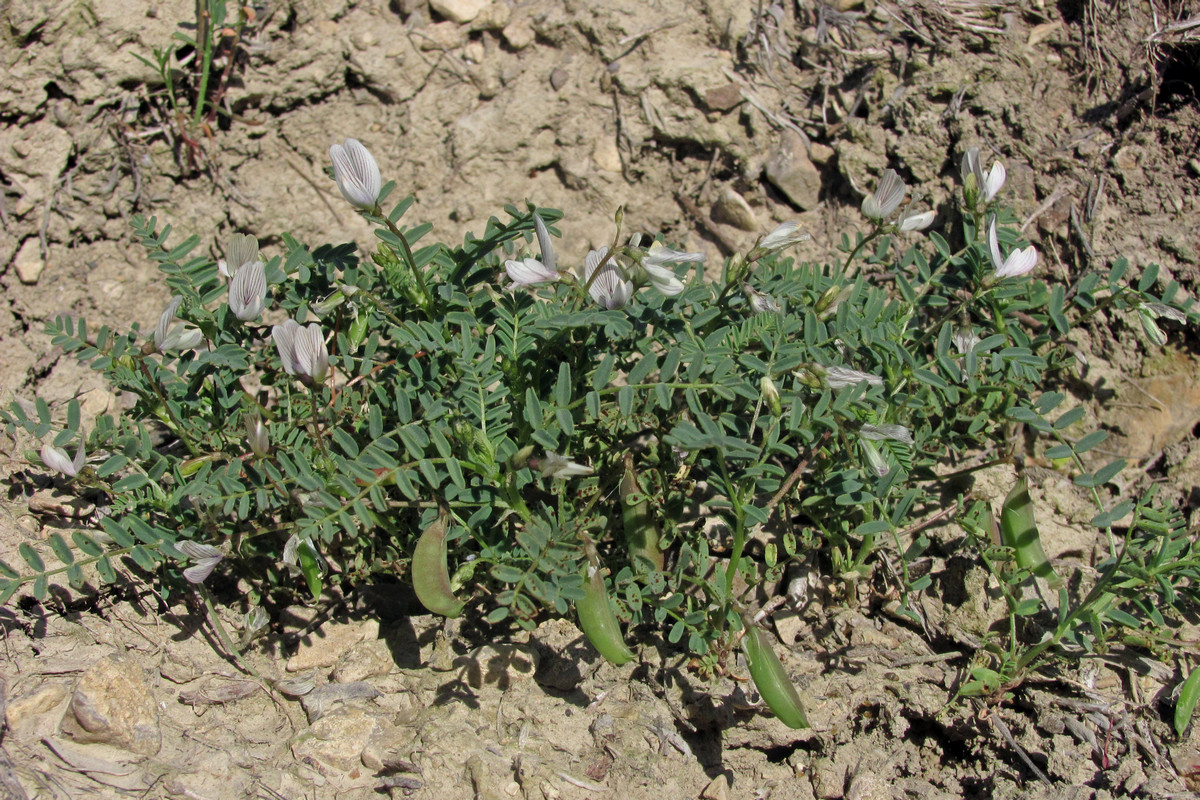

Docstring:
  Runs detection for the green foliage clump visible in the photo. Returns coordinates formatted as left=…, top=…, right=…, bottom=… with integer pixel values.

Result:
left=4, top=145, right=1198, bottom=728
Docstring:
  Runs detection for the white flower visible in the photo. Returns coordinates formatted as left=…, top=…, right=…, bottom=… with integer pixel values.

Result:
left=755, top=221, right=811, bottom=255
left=245, top=412, right=269, bottom=458
left=154, top=296, right=205, bottom=352
left=643, top=242, right=705, bottom=269
left=1139, top=309, right=1167, bottom=346
left=41, top=440, right=85, bottom=477
left=823, top=365, right=884, bottom=389
left=986, top=216, right=1038, bottom=279
left=897, top=208, right=935, bottom=232
left=861, top=438, right=891, bottom=477
left=219, top=233, right=260, bottom=279
left=952, top=328, right=981, bottom=354
left=282, top=533, right=301, bottom=566
left=743, top=284, right=781, bottom=314
left=273, top=319, right=330, bottom=385
left=229, top=259, right=267, bottom=321
left=861, top=169, right=906, bottom=220
left=329, top=138, right=382, bottom=209
left=177, top=541, right=224, bottom=584
left=581, top=247, right=633, bottom=310
left=860, top=423, right=913, bottom=445
left=505, top=213, right=562, bottom=289
left=533, top=213, right=557, bottom=272
left=539, top=451, right=594, bottom=479
left=961, top=147, right=1006, bottom=205
left=1140, top=302, right=1189, bottom=324
left=635, top=242, right=704, bottom=297
left=505, top=257, right=560, bottom=289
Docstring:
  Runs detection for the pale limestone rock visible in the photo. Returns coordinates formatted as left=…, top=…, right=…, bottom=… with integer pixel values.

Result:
left=291, top=706, right=378, bottom=771
left=712, top=188, right=758, bottom=231
left=430, top=0, right=489, bottom=24
left=592, top=136, right=623, bottom=174
left=287, top=619, right=379, bottom=672
left=13, top=239, right=45, bottom=285
left=61, top=653, right=161, bottom=755
left=502, top=17, right=536, bottom=50
left=5, top=681, right=70, bottom=738
left=765, top=131, right=822, bottom=211
left=701, top=774, right=730, bottom=800
left=417, top=20, right=468, bottom=51
left=331, top=639, right=394, bottom=683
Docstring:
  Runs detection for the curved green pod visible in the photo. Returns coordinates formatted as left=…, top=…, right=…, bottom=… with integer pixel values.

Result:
left=411, top=518, right=465, bottom=618
left=621, top=454, right=664, bottom=573
left=1000, top=478, right=1062, bottom=589
left=743, top=625, right=809, bottom=729
left=576, top=565, right=635, bottom=665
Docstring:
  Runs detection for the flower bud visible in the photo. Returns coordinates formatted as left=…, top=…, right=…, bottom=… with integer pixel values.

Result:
left=760, top=375, right=782, bottom=416
left=245, top=412, right=270, bottom=458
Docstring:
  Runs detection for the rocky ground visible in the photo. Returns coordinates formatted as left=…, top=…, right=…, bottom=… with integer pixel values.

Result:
left=2, top=0, right=1200, bottom=798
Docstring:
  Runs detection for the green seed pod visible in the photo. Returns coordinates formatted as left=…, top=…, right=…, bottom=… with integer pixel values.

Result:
left=620, top=454, right=664, bottom=574
left=576, top=565, right=635, bottom=665
left=412, top=518, right=465, bottom=618
left=743, top=625, right=809, bottom=729
left=999, top=478, right=1062, bottom=589
left=347, top=308, right=370, bottom=350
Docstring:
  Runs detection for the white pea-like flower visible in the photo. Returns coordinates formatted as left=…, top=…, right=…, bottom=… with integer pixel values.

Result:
left=860, top=423, right=914, bottom=445
left=897, top=208, right=936, bottom=232
left=754, top=221, right=811, bottom=256
left=539, top=451, right=594, bottom=479
left=505, top=257, right=560, bottom=289
left=533, top=213, right=557, bottom=272
left=177, top=541, right=225, bottom=584
left=219, top=233, right=260, bottom=279
left=952, top=328, right=981, bottom=355
left=743, top=284, right=781, bottom=314
left=505, top=213, right=562, bottom=289
left=860, top=438, right=892, bottom=478
left=329, top=138, right=382, bottom=209
left=273, top=319, right=330, bottom=385
left=41, top=440, right=86, bottom=477
left=154, top=296, right=205, bottom=352
left=635, top=242, right=705, bottom=297
left=229, top=259, right=267, bottom=321
left=961, top=147, right=1006, bottom=205
left=581, top=246, right=633, bottom=310
left=822, top=365, right=884, bottom=389
left=861, top=169, right=907, bottom=220
left=986, top=216, right=1038, bottom=279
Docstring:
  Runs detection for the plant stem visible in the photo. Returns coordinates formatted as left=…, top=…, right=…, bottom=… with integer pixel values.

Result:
left=138, top=358, right=201, bottom=456
left=376, top=208, right=433, bottom=311
left=193, top=0, right=215, bottom=129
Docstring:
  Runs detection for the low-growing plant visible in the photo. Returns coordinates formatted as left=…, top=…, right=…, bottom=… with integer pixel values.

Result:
left=4, top=141, right=1197, bottom=727
left=133, top=0, right=253, bottom=163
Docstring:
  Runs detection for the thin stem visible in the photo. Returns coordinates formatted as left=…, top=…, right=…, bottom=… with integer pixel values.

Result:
left=193, top=0, right=215, bottom=129
left=137, top=358, right=201, bottom=457
left=376, top=208, right=432, bottom=310
left=842, top=227, right=884, bottom=275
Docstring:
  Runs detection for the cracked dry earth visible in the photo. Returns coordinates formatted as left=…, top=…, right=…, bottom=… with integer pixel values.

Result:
left=2, top=0, right=1200, bottom=798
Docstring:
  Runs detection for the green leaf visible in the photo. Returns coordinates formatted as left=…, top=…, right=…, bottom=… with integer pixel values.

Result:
left=47, top=533, right=74, bottom=565
left=1073, top=430, right=1108, bottom=453
left=1175, top=667, right=1200, bottom=738
left=113, top=474, right=149, bottom=492
left=18, top=543, right=44, bottom=573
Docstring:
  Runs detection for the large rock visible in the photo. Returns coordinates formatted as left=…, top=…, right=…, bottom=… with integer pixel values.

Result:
left=61, top=654, right=161, bottom=755
left=765, top=131, right=822, bottom=210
